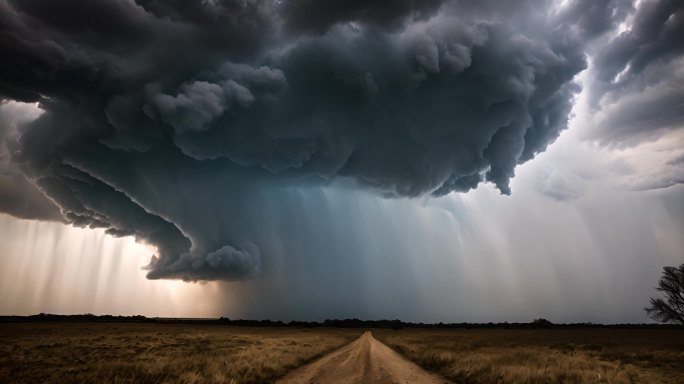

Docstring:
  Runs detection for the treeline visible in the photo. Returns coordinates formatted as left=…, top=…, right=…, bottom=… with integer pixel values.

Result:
left=0, top=314, right=680, bottom=329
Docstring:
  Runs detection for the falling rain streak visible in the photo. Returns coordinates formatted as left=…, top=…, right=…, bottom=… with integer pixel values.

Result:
left=2, top=163, right=681, bottom=323
left=0, top=214, right=224, bottom=317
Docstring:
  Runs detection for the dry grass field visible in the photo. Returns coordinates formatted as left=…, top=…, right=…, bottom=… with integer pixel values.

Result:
left=0, top=322, right=361, bottom=384
left=374, top=328, right=684, bottom=383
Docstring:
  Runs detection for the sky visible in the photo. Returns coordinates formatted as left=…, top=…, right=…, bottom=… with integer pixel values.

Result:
left=0, top=0, right=683, bottom=323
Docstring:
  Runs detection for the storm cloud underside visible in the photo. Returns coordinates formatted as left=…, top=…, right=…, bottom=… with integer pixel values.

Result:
left=1, top=0, right=681, bottom=281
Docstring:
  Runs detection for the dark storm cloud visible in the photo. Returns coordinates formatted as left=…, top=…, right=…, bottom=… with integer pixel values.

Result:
left=0, top=173, right=63, bottom=221
left=556, top=0, right=634, bottom=40
left=279, top=0, right=445, bottom=33
left=0, top=0, right=588, bottom=280
left=0, top=101, right=63, bottom=221
left=588, top=0, right=684, bottom=145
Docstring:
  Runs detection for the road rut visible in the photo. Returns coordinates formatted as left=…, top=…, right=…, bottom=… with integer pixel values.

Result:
left=276, top=331, right=447, bottom=384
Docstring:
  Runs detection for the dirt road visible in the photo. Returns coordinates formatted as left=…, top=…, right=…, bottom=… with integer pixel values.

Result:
left=276, top=331, right=447, bottom=384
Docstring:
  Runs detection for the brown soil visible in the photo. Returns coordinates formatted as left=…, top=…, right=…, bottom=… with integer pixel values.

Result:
left=276, top=331, right=447, bottom=384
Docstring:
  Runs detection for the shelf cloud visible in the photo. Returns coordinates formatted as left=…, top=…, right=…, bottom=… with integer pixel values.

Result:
left=1, top=0, right=681, bottom=281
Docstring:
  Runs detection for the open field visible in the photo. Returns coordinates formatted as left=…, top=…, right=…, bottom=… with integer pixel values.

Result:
left=0, top=322, right=361, bottom=384
left=3, top=322, right=683, bottom=384
left=374, top=328, right=684, bottom=383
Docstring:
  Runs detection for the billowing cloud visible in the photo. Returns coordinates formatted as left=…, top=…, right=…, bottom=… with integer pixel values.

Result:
left=551, top=0, right=684, bottom=192
left=587, top=0, right=684, bottom=144
left=1, top=0, right=595, bottom=280
left=0, top=101, right=63, bottom=221
left=555, top=0, right=634, bottom=40
left=279, top=0, right=446, bottom=33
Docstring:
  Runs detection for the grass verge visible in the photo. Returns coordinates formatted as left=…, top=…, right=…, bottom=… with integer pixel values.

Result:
left=0, top=322, right=361, bottom=384
left=374, top=328, right=684, bottom=383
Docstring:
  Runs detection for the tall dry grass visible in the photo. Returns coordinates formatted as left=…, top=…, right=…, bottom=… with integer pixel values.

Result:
left=374, top=328, right=684, bottom=383
left=0, top=323, right=360, bottom=384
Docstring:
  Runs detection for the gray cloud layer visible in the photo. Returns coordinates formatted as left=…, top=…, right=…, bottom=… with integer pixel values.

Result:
left=1, top=0, right=672, bottom=281
left=588, top=0, right=684, bottom=145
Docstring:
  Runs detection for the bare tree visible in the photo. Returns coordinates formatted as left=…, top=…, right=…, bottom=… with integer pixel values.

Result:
left=645, top=264, right=684, bottom=325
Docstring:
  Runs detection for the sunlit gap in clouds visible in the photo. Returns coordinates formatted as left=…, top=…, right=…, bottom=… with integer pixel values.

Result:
left=0, top=214, right=226, bottom=317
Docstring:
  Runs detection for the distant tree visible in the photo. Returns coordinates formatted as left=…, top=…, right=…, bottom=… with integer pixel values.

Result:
left=531, top=318, right=553, bottom=329
left=645, top=264, right=684, bottom=325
